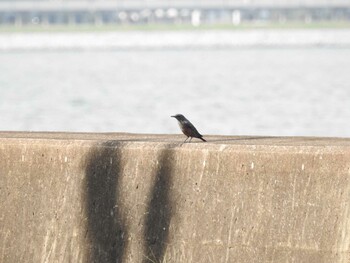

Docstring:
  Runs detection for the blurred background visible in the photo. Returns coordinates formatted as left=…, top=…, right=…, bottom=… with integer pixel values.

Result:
left=0, top=0, right=350, bottom=137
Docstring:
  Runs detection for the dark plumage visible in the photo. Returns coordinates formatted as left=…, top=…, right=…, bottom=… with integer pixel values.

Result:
left=171, top=114, right=206, bottom=143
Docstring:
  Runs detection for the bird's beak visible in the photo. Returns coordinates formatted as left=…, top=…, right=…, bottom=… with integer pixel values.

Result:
left=171, top=115, right=175, bottom=118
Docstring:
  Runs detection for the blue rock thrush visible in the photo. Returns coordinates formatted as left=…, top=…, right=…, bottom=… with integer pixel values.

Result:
left=171, top=114, right=206, bottom=143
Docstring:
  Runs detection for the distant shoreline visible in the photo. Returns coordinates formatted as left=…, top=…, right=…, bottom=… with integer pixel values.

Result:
left=1, top=21, right=350, bottom=33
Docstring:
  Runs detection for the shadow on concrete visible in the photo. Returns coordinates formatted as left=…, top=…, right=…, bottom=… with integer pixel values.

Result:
left=143, top=146, right=175, bottom=263
left=85, top=140, right=127, bottom=263
left=85, top=140, right=176, bottom=263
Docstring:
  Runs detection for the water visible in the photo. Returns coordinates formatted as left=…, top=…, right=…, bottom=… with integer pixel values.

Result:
left=1, top=29, right=350, bottom=50
left=1, top=29, right=350, bottom=137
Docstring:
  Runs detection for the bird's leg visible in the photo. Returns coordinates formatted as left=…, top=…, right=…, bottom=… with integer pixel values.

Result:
left=183, top=137, right=189, bottom=143
left=189, top=137, right=193, bottom=143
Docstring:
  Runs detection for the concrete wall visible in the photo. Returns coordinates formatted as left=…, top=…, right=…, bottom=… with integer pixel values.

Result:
left=1, top=132, right=350, bottom=263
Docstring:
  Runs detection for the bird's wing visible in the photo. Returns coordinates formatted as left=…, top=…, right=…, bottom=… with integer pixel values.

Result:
left=183, top=121, right=201, bottom=137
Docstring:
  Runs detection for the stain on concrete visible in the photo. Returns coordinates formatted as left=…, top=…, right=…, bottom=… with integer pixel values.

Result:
left=85, top=141, right=127, bottom=263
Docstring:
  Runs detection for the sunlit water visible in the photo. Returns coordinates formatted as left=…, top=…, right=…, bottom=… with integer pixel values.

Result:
left=1, top=29, right=350, bottom=137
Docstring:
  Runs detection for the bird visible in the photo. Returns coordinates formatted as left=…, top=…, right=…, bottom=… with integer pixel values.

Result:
left=171, top=114, right=206, bottom=143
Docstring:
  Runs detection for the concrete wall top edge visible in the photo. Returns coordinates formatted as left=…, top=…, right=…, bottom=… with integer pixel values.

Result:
left=1, top=131, right=350, bottom=150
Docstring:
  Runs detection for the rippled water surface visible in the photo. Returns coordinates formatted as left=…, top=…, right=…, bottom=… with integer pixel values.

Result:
left=1, top=30, right=350, bottom=137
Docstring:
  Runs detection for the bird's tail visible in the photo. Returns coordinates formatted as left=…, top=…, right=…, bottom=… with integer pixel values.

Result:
left=200, top=136, right=207, bottom=142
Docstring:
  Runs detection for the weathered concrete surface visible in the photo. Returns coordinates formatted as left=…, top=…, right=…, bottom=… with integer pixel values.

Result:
left=1, top=132, right=350, bottom=263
